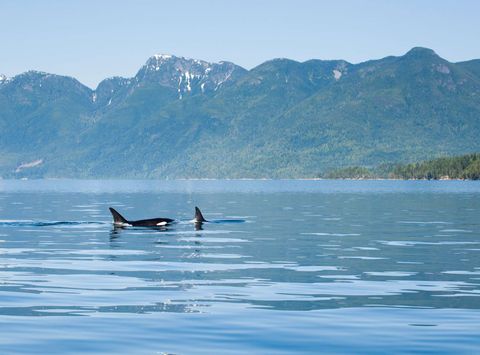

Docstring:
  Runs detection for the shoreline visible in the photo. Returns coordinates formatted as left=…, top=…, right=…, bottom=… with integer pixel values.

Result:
left=1, top=177, right=477, bottom=181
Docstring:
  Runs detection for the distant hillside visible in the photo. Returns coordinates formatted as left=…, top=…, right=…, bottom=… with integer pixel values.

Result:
left=323, top=153, right=480, bottom=180
left=1, top=48, right=480, bottom=178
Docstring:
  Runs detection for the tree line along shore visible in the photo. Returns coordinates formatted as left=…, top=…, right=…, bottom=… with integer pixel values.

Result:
left=322, top=153, right=480, bottom=180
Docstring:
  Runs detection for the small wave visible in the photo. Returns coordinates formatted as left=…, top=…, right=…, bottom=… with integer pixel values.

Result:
left=0, top=220, right=107, bottom=227
left=302, top=232, right=361, bottom=237
left=398, top=221, right=452, bottom=225
left=378, top=240, right=480, bottom=247
left=175, top=219, right=246, bottom=225
left=210, top=219, right=246, bottom=224
left=439, top=229, right=472, bottom=233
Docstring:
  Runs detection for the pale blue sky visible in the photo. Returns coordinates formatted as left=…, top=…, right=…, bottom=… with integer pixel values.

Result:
left=1, top=0, right=479, bottom=88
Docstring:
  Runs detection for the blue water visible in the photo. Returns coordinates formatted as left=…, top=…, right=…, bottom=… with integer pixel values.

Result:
left=0, top=180, right=479, bottom=354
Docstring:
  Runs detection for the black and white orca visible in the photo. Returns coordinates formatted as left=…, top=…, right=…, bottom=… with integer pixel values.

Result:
left=109, top=207, right=175, bottom=227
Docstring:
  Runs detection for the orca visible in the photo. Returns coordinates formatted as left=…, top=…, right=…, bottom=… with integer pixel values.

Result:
left=109, top=207, right=175, bottom=227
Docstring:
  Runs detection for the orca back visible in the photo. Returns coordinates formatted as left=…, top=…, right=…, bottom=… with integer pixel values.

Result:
left=131, top=217, right=174, bottom=227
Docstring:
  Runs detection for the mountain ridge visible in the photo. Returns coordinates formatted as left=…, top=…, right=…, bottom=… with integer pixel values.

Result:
left=1, top=47, right=480, bottom=178
left=5, top=48, right=458, bottom=91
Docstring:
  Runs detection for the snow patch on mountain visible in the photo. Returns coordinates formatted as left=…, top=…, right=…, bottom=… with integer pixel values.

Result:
left=15, top=159, right=44, bottom=173
left=153, top=54, right=173, bottom=60
left=333, top=69, right=342, bottom=80
left=435, top=64, right=451, bottom=74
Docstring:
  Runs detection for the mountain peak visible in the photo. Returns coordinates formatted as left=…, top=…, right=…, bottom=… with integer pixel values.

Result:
left=137, top=54, right=246, bottom=98
left=404, top=47, right=439, bottom=58
left=20, top=70, right=49, bottom=77
left=146, top=53, right=210, bottom=67
left=152, top=53, right=174, bottom=60
left=0, top=74, right=8, bottom=83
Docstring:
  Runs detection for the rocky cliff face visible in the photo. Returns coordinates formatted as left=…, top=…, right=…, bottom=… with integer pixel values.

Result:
left=133, top=54, right=247, bottom=98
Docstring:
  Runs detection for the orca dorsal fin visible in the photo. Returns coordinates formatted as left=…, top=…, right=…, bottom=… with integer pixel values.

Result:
left=194, top=206, right=206, bottom=223
left=109, top=207, right=128, bottom=224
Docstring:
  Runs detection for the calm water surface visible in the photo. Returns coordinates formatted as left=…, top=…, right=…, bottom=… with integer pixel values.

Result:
left=0, top=180, right=479, bottom=354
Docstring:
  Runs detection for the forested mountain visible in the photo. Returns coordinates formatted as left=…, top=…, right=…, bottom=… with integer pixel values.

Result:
left=1, top=48, right=480, bottom=178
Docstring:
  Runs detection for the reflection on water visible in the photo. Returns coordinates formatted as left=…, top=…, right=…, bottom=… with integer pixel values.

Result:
left=0, top=180, right=479, bottom=353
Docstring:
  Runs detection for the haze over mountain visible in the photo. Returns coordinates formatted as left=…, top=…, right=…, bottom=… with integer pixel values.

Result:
left=1, top=47, right=480, bottom=178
